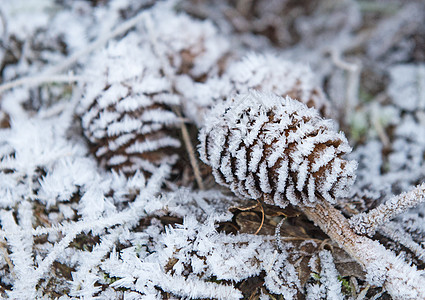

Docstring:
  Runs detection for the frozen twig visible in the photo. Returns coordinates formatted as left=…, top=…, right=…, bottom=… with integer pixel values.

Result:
left=70, top=227, right=123, bottom=297
left=32, top=162, right=172, bottom=237
left=43, top=11, right=147, bottom=76
left=0, top=10, right=148, bottom=94
left=174, top=108, right=205, bottom=190
left=301, top=196, right=425, bottom=300
left=143, top=11, right=175, bottom=81
left=274, top=217, right=286, bottom=252
left=254, top=200, right=265, bottom=235
left=33, top=227, right=79, bottom=282
left=379, top=221, right=425, bottom=263
left=181, top=120, right=205, bottom=190
left=370, top=102, right=390, bottom=148
left=350, top=183, right=425, bottom=236
left=356, top=284, right=370, bottom=300
left=0, top=74, right=87, bottom=94
left=418, top=64, right=425, bottom=110
left=306, top=250, right=343, bottom=300
left=0, top=210, right=37, bottom=298
left=330, top=49, right=361, bottom=120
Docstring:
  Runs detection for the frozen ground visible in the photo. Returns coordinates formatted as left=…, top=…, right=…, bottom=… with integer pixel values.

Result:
left=0, top=0, right=424, bottom=299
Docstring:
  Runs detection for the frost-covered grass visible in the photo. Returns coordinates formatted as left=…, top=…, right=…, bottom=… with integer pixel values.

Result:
left=0, top=0, right=425, bottom=299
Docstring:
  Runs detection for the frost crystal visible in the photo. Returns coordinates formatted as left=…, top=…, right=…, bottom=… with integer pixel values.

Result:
left=101, top=215, right=299, bottom=299
left=306, top=250, right=343, bottom=300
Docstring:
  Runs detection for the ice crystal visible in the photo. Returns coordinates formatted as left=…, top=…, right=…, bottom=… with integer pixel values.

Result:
left=306, top=250, right=343, bottom=300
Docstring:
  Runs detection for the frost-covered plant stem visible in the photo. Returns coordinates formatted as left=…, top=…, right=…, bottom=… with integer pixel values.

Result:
left=330, top=49, right=361, bottom=121
left=300, top=197, right=425, bottom=300
left=0, top=74, right=87, bottom=94
left=379, top=221, right=425, bottom=263
left=0, top=9, right=149, bottom=94
left=45, top=10, right=149, bottom=76
left=350, top=183, right=425, bottom=236
left=175, top=108, right=205, bottom=190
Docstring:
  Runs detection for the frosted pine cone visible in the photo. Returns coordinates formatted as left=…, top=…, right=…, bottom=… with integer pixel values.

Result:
left=199, top=91, right=357, bottom=207
left=225, top=53, right=332, bottom=118
left=176, top=53, right=332, bottom=128
left=148, top=4, right=230, bottom=79
left=78, top=34, right=181, bottom=176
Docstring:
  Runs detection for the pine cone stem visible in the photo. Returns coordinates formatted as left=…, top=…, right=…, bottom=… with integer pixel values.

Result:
left=300, top=196, right=425, bottom=300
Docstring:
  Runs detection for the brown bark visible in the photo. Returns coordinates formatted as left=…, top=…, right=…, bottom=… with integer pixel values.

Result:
left=299, top=197, right=425, bottom=300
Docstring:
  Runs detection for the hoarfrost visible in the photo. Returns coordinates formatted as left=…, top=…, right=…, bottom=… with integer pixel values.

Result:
left=1, top=0, right=425, bottom=299
left=306, top=250, right=343, bottom=300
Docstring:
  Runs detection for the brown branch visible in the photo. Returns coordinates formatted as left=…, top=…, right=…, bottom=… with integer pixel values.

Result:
left=350, top=183, right=425, bottom=236
left=0, top=11, right=148, bottom=95
left=254, top=200, right=265, bottom=235
left=0, top=75, right=86, bottom=94
left=174, top=109, right=204, bottom=190
left=330, top=49, right=361, bottom=120
left=379, top=221, right=425, bottom=263
left=300, top=196, right=425, bottom=300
